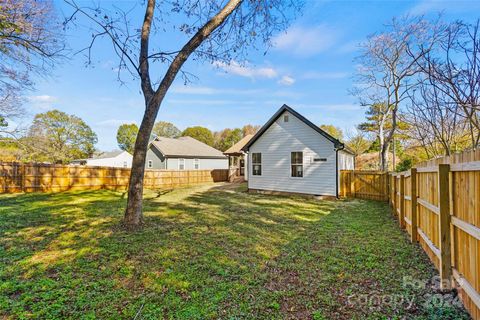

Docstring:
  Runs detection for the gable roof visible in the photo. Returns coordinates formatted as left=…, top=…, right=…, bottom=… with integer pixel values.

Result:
left=223, top=134, right=254, bottom=155
left=91, top=150, right=128, bottom=160
left=150, top=136, right=226, bottom=158
left=242, top=104, right=345, bottom=151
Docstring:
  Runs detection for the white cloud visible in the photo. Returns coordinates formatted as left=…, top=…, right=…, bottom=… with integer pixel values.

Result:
left=26, top=95, right=59, bottom=111
left=278, top=75, right=296, bottom=86
left=96, top=119, right=137, bottom=127
left=168, top=99, right=255, bottom=106
left=273, top=24, right=338, bottom=57
left=337, top=39, right=361, bottom=54
left=409, top=0, right=480, bottom=15
left=27, top=95, right=58, bottom=103
left=296, top=103, right=363, bottom=111
left=171, top=86, right=217, bottom=95
left=171, top=85, right=264, bottom=96
left=301, top=71, right=349, bottom=80
left=213, top=60, right=278, bottom=79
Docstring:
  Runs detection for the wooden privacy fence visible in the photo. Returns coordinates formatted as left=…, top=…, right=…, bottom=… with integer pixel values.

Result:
left=339, top=170, right=389, bottom=201
left=391, top=149, right=480, bottom=320
left=0, top=162, right=228, bottom=194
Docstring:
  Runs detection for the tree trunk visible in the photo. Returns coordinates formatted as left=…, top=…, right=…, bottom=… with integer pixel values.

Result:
left=122, top=0, right=243, bottom=228
left=392, top=136, right=396, bottom=170
left=123, top=99, right=159, bottom=228
left=380, top=139, right=389, bottom=172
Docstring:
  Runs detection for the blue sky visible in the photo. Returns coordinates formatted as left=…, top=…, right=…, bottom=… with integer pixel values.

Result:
left=25, top=0, right=480, bottom=151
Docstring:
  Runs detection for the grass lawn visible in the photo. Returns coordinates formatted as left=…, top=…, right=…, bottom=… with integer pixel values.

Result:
left=0, top=183, right=470, bottom=319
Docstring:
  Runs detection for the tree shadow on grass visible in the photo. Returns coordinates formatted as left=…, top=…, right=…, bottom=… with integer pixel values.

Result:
left=0, top=187, right=469, bottom=319
left=0, top=186, right=338, bottom=318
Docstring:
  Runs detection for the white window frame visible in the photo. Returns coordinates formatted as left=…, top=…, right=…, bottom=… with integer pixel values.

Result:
left=194, top=158, right=199, bottom=170
left=290, top=151, right=303, bottom=178
left=252, top=153, right=262, bottom=176
left=123, top=161, right=128, bottom=168
left=178, top=158, right=185, bottom=170
left=148, top=160, right=153, bottom=168
left=283, top=114, right=289, bottom=122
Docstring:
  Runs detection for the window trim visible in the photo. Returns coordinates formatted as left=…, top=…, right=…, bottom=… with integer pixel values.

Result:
left=147, top=160, right=153, bottom=168
left=251, top=152, right=262, bottom=176
left=283, top=114, right=289, bottom=122
left=194, top=158, right=199, bottom=170
left=290, top=151, right=304, bottom=178
left=123, top=161, right=128, bottom=168
left=178, top=158, right=185, bottom=170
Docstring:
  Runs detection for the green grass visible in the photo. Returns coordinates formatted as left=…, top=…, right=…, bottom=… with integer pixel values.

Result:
left=0, top=183, right=470, bottom=319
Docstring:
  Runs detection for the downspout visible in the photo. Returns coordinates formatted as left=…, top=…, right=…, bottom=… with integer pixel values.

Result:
left=335, top=143, right=345, bottom=199
left=335, top=149, right=339, bottom=198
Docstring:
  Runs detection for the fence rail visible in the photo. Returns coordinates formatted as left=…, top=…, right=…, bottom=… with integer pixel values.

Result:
left=390, top=149, right=480, bottom=320
left=0, top=162, right=228, bottom=194
left=341, top=149, right=480, bottom=319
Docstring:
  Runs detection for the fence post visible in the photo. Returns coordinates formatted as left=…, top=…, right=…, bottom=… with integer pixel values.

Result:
left=399, top=174, right=405, bottom=228
left=385, top=172, right=389, bottom=202
left=20, top=163, right=26, bottom=193
left=410, top=168, right=418, bottom=243
left=350, top=171, right=355, bottom=198
left=393, top=174, right=397, bottom=214
left=438, top=163, right=452, bottom=291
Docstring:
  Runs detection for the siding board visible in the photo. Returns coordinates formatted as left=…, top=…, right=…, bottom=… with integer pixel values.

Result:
left=247, top=111, right=340, bottom=196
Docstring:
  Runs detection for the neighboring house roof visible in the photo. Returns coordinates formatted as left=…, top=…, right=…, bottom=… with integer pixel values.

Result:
left=72, top=150, right=130, bottom=163
left=340, top=146, right=356, bottom=155
left=242, top=104, right=345, bottom=151
left=90, top=150, right=127, bottom=160
left=223, top=134, right=254, bottom=155
left=150, top=136, right=226, bottom=159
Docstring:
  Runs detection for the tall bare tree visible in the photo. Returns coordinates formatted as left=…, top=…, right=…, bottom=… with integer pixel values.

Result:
left=418, top=20, right=480, bottom=148
left=353, top=16, right=440, bottom=171
left=65, top=0, right=301, bottom=228
left=402, top=77, right=470, bottom=158
left=0, top=0, right=63, bottom=137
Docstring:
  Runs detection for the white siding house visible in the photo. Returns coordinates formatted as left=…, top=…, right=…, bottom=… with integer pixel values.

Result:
left=71, top=151, right=133, bottom=168
left=243, top=105, right=354, bottom=197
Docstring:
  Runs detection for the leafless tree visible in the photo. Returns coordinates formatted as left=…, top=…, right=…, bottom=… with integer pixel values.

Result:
left=402, top=77, right=470, bottom=157
left=64, top=0, right=302, bottom=228
left=0, top=0, right=64, bottom=136
left=418, top=20, right=480, bottom=148
left=353, top=16, right=441, bottom=171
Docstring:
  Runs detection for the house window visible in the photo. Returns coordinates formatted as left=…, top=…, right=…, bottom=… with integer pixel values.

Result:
left=284, top=114, right=289, bottom=122
left=291, top=152, right=303, bottom=177
left=252, top=153, right=262, bottom=176
left=123, top=161, right=127, bottom=168
left=148, top=160, right=153, bottom=168
left=179, top=158, right=185, bottom=170
left=194, top=158, right=199, bottom=170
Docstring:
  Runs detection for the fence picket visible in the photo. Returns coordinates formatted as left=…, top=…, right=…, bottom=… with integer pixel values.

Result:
left=410, top=168, right=418, bottom=243
left=438, top=164, right=452, bottom=290
left=341, top=149, right=480, bottom=319
left=0, top=162, right=229, bottom=194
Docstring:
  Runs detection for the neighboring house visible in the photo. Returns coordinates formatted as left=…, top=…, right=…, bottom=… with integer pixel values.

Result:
left=242, top=104, right=355, bottom=197
left=223, top=134, right=253, bottom=178
left=146, top=136, right=228, bottom=170
left=71, top=150, right=133, bottom=168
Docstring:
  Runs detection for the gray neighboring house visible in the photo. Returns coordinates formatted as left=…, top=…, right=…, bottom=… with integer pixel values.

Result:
left=146, top=136, right=228, bottom=170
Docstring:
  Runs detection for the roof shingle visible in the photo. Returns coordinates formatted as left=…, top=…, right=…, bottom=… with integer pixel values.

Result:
left=223, top=134, right=253, bottom=155
left=150, top=136, right=226, bottom=158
